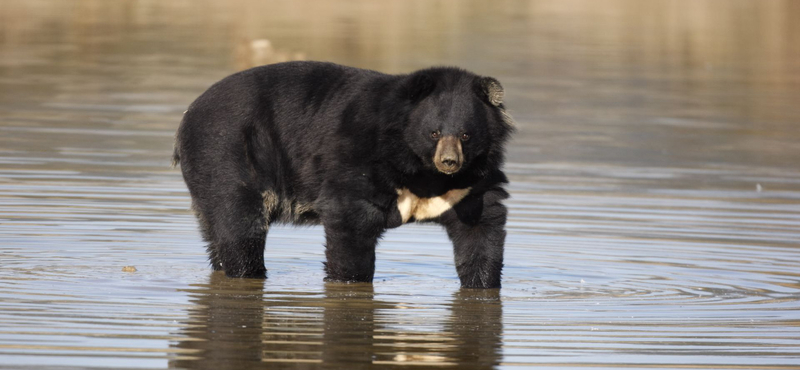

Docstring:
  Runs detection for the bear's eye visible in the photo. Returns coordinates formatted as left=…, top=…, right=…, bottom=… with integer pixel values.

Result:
left=461, top=133, right=471, bottom=141
left=430, top=131, right=440, bottom=140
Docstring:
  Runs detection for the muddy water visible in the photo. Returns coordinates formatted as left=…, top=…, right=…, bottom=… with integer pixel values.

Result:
left=1, top=0, right=799, bottom=368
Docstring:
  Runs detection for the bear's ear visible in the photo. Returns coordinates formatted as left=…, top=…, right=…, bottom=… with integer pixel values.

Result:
left=477, top=76, right=515, bottom=128
left=407, top=73, right=436, bottom=102
left=477, top=77, right=504, bottom=107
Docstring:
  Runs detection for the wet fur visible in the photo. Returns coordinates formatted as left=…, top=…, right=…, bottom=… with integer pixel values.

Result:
left=174, top=61, right=512, bottom=288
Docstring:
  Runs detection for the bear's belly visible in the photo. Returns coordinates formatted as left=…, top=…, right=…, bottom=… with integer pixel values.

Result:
left=396, top=187, right=471, bottom=223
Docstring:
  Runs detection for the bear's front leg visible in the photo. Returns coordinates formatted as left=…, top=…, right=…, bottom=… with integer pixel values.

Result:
left=319, top=195, right=387, bottom=283
left=439, top=188, right=508, bottom=289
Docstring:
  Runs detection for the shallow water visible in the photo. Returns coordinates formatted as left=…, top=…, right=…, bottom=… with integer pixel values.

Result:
left=1, top=0, right=799, bottom=369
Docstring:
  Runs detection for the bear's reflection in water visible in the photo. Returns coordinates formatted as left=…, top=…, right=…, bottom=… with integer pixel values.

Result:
left=170, top=273, right=503, bottom=369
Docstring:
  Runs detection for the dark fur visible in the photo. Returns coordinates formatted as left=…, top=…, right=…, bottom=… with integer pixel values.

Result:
left=173, top=61, right=513, bottom=288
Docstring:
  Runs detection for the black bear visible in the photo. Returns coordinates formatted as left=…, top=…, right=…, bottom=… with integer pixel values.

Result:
left=173, top=61, right=513, bottom=288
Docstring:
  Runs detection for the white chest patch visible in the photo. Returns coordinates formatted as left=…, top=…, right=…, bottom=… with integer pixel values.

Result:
left=396, top=187, right=471, bottom=223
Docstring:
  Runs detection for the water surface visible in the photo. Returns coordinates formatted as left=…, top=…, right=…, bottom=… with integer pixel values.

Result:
left=1, top=0, right=799, bottom=369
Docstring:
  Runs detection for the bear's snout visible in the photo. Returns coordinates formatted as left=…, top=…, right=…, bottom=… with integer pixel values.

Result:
left=434, top=136, right=463, bottom=174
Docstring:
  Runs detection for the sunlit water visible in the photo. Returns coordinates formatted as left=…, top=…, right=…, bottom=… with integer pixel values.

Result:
left=1, top=0, right=799, bottom=369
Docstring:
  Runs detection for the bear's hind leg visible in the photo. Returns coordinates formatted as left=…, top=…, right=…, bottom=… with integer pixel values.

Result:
left=192, top=207, right=223, bottom=271
left=206, top=244, right=223, bottom=271
left=200, top=185, right=269, bottom=279
left=218, top=233, right=267, bottom=279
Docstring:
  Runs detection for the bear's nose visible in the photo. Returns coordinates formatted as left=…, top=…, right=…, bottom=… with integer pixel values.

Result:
left=434, top=136, right=463, bottom=174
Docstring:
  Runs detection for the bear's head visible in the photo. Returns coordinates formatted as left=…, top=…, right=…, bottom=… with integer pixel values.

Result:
left=402, top=68, right=514, bottom=177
